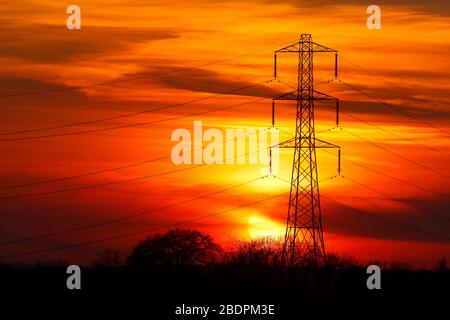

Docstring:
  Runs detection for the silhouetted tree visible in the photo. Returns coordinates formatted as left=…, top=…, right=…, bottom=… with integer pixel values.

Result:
left=389, top=261, right=413, bottom=271
left=434, top=257, right=448, bottom=272
left=92, top=249, right=123, bottom=268
left=127, top=228, right=221, bottom=267
left=325, top=253, right=359, bottom=270
left=226, top=237, right=283, bottom=266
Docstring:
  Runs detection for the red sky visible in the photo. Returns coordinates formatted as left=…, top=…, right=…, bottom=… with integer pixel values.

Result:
left=0, top=0, right=449, bottom=267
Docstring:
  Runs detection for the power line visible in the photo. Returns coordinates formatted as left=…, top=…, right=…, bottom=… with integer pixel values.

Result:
left=318, top=100, right=450, bottom=157
left=0, top=96, right=269, bottom=142
left=323, top=149, right=449, bottom=199
left=340, top=79, right=450, bottom=136
left=0, top=132, right=286, bottom=200
left=341, top=127, right=450, bottom=179
left=0, top=191, right=288, bottom=259
left=0, top=96, right=296, bottom=190
left=342, top=109, right=450, bottom=156
left=0, top=128, right=294, bottom=191
left=0, top=165, right=202, bottom=200
left=342, top=175, right=450, bottom=223
left=0, top=53, right=351, bottom=138
left=0, top=175, right=338, bottom=258
left=0, top=41, right=294, bottom=99
left=279, top=127, right=450, bottom=199
left=339, top=55, right=450, bottom=110
left=0, top=176, right=263, bottom=247
left=321, top=195, right=450, bottom=242
left=0, top=81, right=271, bottom=139
left=5, top=59, right=445, bottom=190
left=0, top=156, right=169, bottom=191
left=0, top=82, right=264, bottom=136
left=278, top=79, right=450, bottom=158
left=273, top=175, right=450, bottom=242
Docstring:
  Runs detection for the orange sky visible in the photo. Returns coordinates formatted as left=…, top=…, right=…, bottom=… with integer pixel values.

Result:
left=0, top=0, right=449, bottom=267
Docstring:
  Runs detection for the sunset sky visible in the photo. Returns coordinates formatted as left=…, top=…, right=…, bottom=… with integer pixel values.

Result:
left=0, top=0, right=449, bottom=267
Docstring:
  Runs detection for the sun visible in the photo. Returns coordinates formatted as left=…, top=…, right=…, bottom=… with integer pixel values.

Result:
left=247, top=214, right=285, bottom=239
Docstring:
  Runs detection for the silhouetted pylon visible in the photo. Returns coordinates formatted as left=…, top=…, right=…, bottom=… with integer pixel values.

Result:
left=273, top=34, right=340, bottom=268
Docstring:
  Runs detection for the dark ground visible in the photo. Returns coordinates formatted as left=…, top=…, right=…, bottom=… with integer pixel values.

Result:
left=0, top=262, right=448, bottom=318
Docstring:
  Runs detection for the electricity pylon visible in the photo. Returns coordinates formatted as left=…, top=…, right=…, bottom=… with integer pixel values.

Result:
left=272, top=34, right=340, bottom=267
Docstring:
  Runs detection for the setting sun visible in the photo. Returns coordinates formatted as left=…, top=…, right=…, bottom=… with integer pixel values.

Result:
left=247, top=214, right=285, bottom=239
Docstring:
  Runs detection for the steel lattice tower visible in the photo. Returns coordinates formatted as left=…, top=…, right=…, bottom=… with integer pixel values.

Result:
left=273, top=34, right=340, bottom=267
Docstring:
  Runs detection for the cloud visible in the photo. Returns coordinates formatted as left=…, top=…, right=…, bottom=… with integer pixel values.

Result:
left=0, top=23, right=179, bottom=63
left=0, top=77, right=85, bottom=97
left=97, top=0, right=450, bottom=17
left=321, top=195, right=450, bottom=243
left=337, top=99, right=450, bottom=121
left=266, top=0, right=450, bottom=17
left=379, top=69, right=450, bottom=82
left=324, top=82, right=450, bottom=121
left=120, top=66, right=283, bottom=98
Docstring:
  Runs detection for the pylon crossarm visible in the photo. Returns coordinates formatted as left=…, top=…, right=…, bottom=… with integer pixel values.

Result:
left=312, top=90, right=338, bottom=101
left=314, top=138, right=340, bottom=149
left=275, top=41, right=337, bottom=53
left=273, top=137, right=340, bottom=149
left=273, top=89, right=338, bottom=101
